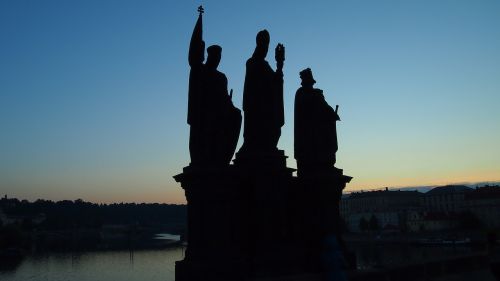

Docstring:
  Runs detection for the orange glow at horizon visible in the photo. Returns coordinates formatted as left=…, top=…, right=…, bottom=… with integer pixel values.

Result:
left=344, top=169, right=500, bottom=193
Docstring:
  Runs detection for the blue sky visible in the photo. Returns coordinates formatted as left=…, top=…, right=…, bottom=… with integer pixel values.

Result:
left=1, top=0, right=499, bottom=203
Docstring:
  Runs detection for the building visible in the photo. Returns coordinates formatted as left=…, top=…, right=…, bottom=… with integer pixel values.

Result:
left=340, top=188, right=422, bottom=232
left=464, top=185, right=500, bottom=229
left=406, top=211, right=458, bottom=232
left=422, top=185, right=473, bottom=213
left=342, top=185, right=500, bottom=233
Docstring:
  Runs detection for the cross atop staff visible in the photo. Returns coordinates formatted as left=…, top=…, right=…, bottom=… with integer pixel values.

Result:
left=197, top=5, right=204, bottom=15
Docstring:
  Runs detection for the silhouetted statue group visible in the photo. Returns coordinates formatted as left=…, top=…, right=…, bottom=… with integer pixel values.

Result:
left=177, top=8, right=353, bottom=280
left=187, top=7, right=340, bottom=171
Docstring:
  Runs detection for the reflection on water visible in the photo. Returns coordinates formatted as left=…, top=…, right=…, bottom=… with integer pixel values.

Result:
left=0, top=244, right=483, bottom=280
left=350, top=243, right=482, bottom=270
left=154, top=233, right=181, bottom=241
left=0, top=247, right=184, bottom=281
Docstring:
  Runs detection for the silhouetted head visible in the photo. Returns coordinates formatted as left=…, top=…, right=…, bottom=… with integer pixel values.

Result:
left=253, top=29, right=270, bottom=59
left=300, top=68, right=316, bottom=88
left=206, top=45, right=222, bottom=69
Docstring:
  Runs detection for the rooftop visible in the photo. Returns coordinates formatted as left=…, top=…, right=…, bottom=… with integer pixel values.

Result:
left=347, top=189, right=422, bottom=199
left=426, top=185, right=473, bottom=196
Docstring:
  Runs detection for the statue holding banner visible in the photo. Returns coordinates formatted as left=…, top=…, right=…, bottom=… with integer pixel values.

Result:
left=187, top=6, right=241, bottom=166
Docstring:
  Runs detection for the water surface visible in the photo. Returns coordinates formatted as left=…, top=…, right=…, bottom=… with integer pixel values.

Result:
left=0, top=244, right=485, bottom=281
left=0, top=247, right=184, bottom=281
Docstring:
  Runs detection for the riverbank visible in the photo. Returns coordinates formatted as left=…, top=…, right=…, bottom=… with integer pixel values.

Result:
left=0, top=224, right=183, bottom=254
left=343, top=229, right=497, bottom=245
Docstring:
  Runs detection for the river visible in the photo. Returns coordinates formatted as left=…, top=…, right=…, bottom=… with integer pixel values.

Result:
left=0, top=247, right=183, bottom=281
left=0, top=243, right=486, bottom=281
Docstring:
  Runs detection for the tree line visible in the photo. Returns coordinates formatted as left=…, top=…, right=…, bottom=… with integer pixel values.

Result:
left=0, top=197, right=187, bottom=230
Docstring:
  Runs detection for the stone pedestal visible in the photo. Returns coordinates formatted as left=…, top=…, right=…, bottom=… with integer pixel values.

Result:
left=174, top=165, right=250, bottom=281
left=293, top=167, right=353, bottom=272
left=233, top=150, right=301, bottom=279
left=174, top=157, right=352, bottom=280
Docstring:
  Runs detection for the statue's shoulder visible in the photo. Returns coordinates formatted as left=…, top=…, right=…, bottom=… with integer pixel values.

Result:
left=295, top=87, right=306, bottom=95
left=312, top=88, right=325, bottom=99
left=246, top=57, right=255, bottom=66
left=246, top=57, right=269, bottom=68
left=213, top=69, right=226, bottom=77
left=295, top=87, right=309, bottom=102
left=216, top=70, right=228, bottom=82
left=313, top=88, right=323, bottom=94
left=262, top=59, right=272, bottom=70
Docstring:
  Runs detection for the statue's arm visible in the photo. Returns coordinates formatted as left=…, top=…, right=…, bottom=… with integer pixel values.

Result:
left=221, top=74, right=233, bottom=108
left=318, top=90, right=340, bottom=121
left=242, top=60, right=255, bottom=111
left=223, top=74, right=229, bottom=96
left=294, top=90, right=303, bottom=157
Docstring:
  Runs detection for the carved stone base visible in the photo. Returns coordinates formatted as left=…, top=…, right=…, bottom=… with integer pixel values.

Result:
left=233, top=149, right=288, bottom=169
left=293, top=167, right=353, bottom=270
left=174, top=163, right=352, bottom=280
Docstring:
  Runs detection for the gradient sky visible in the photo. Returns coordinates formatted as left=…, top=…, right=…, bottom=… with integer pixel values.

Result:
left=1, top=0, right=499, bottom=204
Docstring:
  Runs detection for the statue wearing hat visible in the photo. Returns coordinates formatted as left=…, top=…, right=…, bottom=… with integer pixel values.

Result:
left=294, top=68, right=340, bottom=175
left=187, top=6, right=241, bottom=166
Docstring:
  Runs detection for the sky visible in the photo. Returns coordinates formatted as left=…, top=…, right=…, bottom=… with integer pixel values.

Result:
left=1, top=0, right=499, bottom=204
